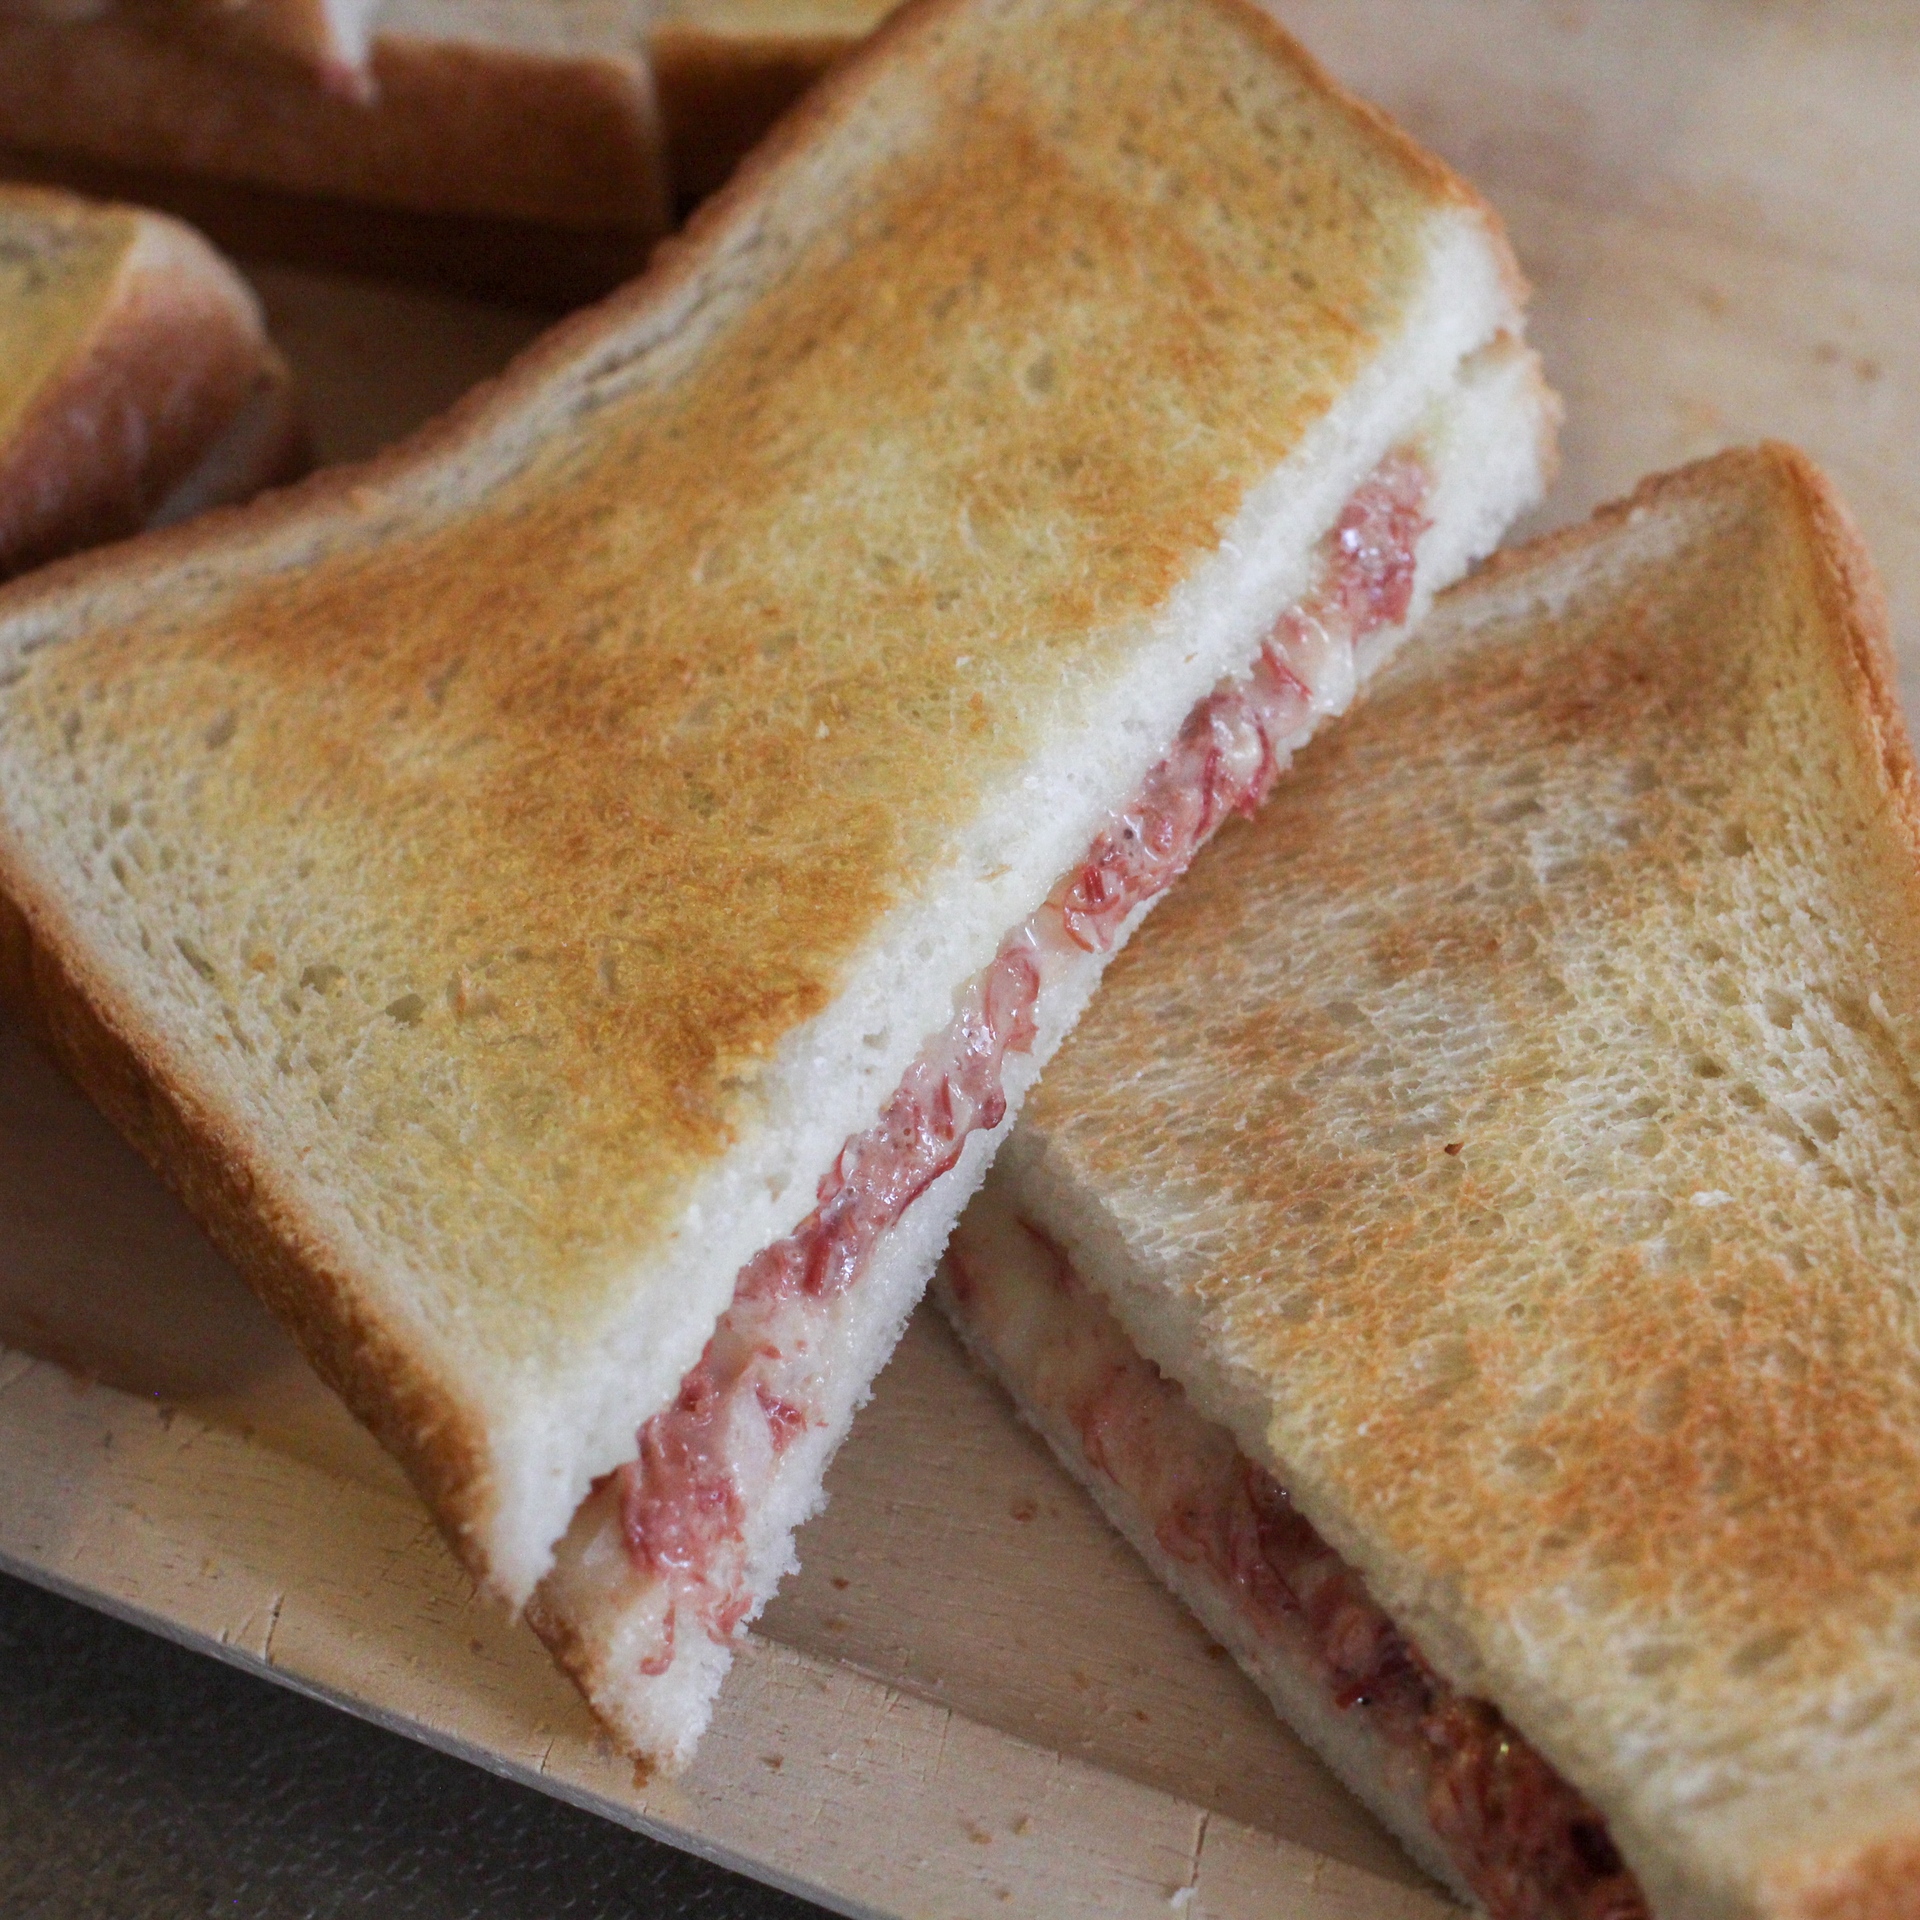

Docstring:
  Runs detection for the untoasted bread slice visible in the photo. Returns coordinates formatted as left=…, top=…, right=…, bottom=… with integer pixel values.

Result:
left=0, top=182, right=306, bottom=579
left=948, top=446, right=1920, bottom=1920
left=0, top=0, right=1552, bottom=1760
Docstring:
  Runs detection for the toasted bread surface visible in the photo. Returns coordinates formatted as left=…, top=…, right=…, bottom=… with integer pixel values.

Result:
left=1003, top=446, right=1920, bottom=1920
left=0, top=0, right=1519, bottom=1595
left=0, top=183, right=304, bottom=576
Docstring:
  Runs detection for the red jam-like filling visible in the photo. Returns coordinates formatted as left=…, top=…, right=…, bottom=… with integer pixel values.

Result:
left=620, top=941, right=1043, bottom=1644
left=946, top=1220, right=1649, bottom=1920
left=615, top=450, right=1431, bottom=1659
left=1060, top=448, right=1429, bottom=949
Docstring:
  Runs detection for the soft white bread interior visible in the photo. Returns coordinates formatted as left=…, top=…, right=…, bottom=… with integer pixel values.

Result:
left=530, top=337, right=1556, bottom=1769
left=0, top=182, right=305, bottom=579
left=987, top=445, right=1920, bottom=1920
left=0, top=0, right=1546, bottom=1621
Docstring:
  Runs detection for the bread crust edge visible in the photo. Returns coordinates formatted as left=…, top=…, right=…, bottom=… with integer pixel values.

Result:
left=0, top=870, right=501, bottom=1589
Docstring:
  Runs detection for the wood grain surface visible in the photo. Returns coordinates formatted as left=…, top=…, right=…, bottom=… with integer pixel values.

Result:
left=2, top=4, right=1916, bottom=1914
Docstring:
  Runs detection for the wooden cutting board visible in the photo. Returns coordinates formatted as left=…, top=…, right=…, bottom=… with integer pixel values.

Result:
left=2, top=4, right=1916, bottom=1914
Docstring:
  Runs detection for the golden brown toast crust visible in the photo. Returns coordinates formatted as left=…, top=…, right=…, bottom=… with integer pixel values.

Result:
left=0, top=0, right=1514, bottom=1585
left=1006, top=446, right=1920, bottom=1919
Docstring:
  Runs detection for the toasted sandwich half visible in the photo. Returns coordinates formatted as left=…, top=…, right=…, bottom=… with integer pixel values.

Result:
left=943, top=445, right=1920, bottom=1920
left=0, top=0, right=1552, bottom=1765
left=0, top=183, right=305, bottom=580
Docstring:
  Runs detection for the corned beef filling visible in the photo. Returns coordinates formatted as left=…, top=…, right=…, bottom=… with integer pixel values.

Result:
left=615, top=449, right=1431, bottom=1663
left=940, top=1220, right=1649, bottom=1920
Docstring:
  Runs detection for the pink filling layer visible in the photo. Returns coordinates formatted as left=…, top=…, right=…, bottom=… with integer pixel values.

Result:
left=615, top=450, right=1431, bottom=1664
left=942, top=1214, right=1649, bottom=1920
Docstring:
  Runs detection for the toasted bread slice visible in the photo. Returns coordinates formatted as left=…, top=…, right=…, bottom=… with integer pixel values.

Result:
left=0, top=0, right=1551, bottom=1760
left=946, top=446, right=1920, bottom=1920
left=0, top=0, right=667, bottom=269
left=0, top=182, right=306, bottom=579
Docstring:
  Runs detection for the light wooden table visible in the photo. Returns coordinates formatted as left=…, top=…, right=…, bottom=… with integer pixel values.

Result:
left=2, top=5, right=1915, bottom=1915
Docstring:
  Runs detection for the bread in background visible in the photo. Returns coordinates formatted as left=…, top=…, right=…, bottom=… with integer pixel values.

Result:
left=0, top=181, right=306, bottom=579
left=0, top=1, right=667, bottom=303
